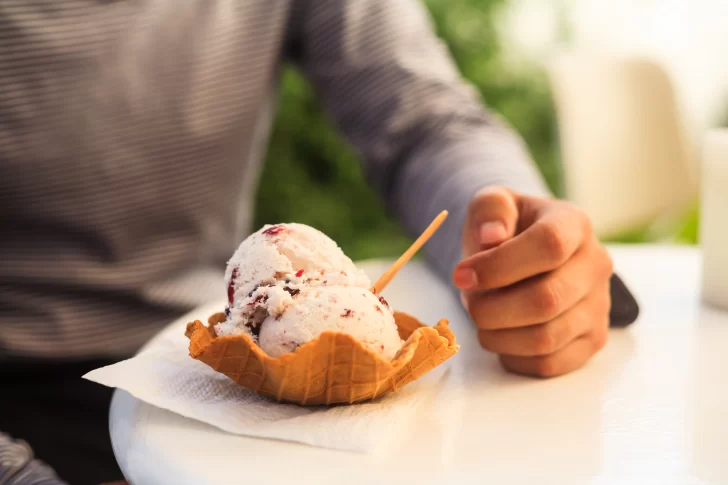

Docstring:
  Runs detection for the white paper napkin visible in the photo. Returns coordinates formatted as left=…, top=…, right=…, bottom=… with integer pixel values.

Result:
left=84, top=319, right=453, bottom=454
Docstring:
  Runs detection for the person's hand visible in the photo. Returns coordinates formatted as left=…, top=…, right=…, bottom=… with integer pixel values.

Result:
left=453, top=186, right=613, bottom=377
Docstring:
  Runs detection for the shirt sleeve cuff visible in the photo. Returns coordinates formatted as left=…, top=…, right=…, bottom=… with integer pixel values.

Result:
left=391, top=133, right=552, bottom=288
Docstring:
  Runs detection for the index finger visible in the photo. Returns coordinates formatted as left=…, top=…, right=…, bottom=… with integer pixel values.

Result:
left=454, top=204, right=590, bottom=291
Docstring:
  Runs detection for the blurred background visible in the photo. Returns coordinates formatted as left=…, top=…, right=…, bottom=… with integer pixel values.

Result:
left=254, top=0, right=726, bottom=261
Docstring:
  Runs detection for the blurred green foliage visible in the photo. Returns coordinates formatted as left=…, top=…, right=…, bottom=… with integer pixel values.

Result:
left=254, top=0, right=560, bottom=260
left=424, top=0, right=561, bottom=193
left=674, top=203, right=700, bottom=244
left=253, top=66, right=414, bottom=261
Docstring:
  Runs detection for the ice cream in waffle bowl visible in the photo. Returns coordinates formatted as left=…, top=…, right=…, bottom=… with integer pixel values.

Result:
left=185, top=212, right=459, bottom=406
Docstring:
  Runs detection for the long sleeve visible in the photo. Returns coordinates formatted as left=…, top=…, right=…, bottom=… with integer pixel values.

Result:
left=287, top=0, right=551, bottom=282
left=0, top=433, right=68, bottom=485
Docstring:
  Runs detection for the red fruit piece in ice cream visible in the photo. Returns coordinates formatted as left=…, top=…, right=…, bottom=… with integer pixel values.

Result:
left=262, top=225, right=285, bottom=236
left=227, top=267, right=239, bottom=304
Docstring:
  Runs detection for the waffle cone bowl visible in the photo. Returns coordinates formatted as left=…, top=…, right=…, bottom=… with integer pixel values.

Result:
left=185, top=311, right=459, bottom=406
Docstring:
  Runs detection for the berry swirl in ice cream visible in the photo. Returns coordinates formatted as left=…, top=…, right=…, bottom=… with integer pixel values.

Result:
left=215, top=223, right=404, bottom=360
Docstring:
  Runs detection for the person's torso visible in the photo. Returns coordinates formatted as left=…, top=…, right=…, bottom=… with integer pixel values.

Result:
left=0, top=0, right=292, bottom=359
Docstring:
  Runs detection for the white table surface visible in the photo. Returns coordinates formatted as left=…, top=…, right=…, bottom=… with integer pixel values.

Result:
left=110, top=244, right=728, bottom=485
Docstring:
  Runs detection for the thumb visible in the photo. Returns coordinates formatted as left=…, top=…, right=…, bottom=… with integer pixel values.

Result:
left=465, top=186, right=520, bottom=252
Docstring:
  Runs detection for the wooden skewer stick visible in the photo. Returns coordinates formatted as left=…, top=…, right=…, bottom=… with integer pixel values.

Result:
left=371, top=210, right=449, bottom=295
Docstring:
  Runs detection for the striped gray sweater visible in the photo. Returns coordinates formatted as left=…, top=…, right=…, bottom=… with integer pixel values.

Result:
left=0, top=0, right=549, bottom=361
left=0, top=433, right=67, bottom=485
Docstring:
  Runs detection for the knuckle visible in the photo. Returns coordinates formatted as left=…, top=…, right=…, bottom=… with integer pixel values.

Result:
left=591, top=328, right=609, bottom=352
left=533, top=356, right=560, bottom=378
left=488, top=187, right=512, bottom=205
left=471, top=300, right=498, bottom=330
left=477, top=330, right=498, bottom=353
left=468, top=298, right=493, bottom=329
left=539, top=221, right=569, bottom=263
left=475, top=184, right=510, bottom=200
left=470, top=185, right=513, bottom=208
left=597, top=247, right=615, bottom=279
left=532, top=323, right=559, bottom=355
left=533, top=281, right=562, bottom=319
left=574, top=206, right=593, bottom=234
left=597, top=291, right=612, bottom=316
left=605, top=252, right=615, bottom=277
left=471, top=186, right=513, bottom=213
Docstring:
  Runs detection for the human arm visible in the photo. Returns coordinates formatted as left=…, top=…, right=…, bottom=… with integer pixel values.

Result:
left=286, top=0, right=618, bottom=377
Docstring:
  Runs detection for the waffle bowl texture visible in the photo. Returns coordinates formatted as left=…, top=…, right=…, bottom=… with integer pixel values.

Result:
left=185, top=311, right=458, bottom=406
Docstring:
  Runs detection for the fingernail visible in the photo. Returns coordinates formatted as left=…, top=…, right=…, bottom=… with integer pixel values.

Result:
left=453, top=268, right=477, bottom=289
left=479, top=222, right=507, bottom=245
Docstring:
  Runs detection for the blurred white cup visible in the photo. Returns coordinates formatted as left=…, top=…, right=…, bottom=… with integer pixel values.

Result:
left=700, top=129, right=728, bottom=310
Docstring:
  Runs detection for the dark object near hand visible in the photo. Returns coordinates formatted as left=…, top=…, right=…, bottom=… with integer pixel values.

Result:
left=609, top=274, right=639, bottom=327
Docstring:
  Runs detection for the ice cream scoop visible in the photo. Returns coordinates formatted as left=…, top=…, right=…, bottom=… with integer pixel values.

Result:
left=258, top=285, right=402, bottom=360
left=215, top=223, right=403, bottom=360
left=186, top=215, right=457, bottom=405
